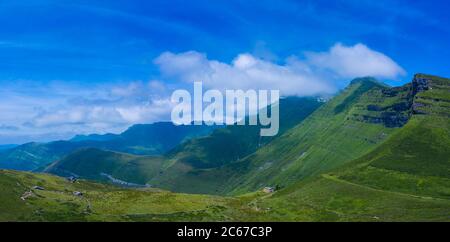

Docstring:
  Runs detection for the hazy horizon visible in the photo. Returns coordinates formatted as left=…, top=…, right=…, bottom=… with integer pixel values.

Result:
left=1, top=0, right=449, bottom=144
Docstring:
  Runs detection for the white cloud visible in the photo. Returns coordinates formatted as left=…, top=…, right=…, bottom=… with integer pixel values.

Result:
left=155, top=51, right=335, bottom=96
left=154, top=43, right=405, bottom=97
left=25, top=81, right=174, bottom=129
left=0, top=80, right=174, bottom=144
left=305, top=43, right=406, bottom=79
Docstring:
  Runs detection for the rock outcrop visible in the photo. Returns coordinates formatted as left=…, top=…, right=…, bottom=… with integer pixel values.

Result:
left=412, top=75, right=430, bottom=95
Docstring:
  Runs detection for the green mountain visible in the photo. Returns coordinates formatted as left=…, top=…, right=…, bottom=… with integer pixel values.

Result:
left=0, top=122, right=215, bottom=171
left=149, top=77, right=409, bottom=194
left=0, top=142, right=76, bottom=172
left=70, top=133, right=118, bottom=142
left=166, top=97, right=322, bottom=169
left=46, top=75, right=448, bottom=197
left=1, top=73, right=448, bottom=222
left=45, top=97, right=323, bottom=187
left=329, top=74, right=450, bottom=199
left=252, top=74, right=450, bottom=221
left=149, top=75, right=449, bottom=196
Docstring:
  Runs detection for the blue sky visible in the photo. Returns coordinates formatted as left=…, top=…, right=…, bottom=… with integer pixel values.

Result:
left=0, top=0, right=449, bottom=144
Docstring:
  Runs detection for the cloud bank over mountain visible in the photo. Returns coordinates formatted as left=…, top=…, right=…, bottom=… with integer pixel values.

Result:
left=0, top=81, right=173, bottom=144
left=305, top=43, right=406, bottom=79
left=0, top=43, right=405, bottom=144
left=155, top=43, right=405, bottom=96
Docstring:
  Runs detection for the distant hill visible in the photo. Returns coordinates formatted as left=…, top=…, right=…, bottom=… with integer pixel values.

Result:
left=0, top=144, right=18, bottom=151
left=166, top=97, right=322, bottom=168
left=0, top=122, right=216, bottom=171
left=70, top=133, right=118, bottom=142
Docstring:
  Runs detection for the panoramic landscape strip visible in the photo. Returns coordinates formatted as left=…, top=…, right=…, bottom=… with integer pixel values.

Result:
left=0, top=0, right=449, bottom=230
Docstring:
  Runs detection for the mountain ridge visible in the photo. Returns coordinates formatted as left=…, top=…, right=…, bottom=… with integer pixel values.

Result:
left=0, top=122, right=216, bottom=171
left=45, top=97, right=323, bottom=185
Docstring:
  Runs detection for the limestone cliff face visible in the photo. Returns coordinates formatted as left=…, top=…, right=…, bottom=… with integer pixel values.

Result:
left=412, top=74, right=430, bottom=95
left=411, top=73, right=450, bottom=117
left=349, top=73, right=450, bottom=127
left=412, top=74, right=431, bottom=115
left=412, top=74, right=429, bottom=114
left=348, top=79, right=412, bottom=128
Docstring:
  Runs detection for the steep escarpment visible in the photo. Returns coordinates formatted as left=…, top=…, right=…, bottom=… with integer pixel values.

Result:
left=349, top=83, right=413, bottom=127
left=313, top=74, right=450, bottom=204
left=411, top=74, right=450, bottom=116
left=345, top=73, right=450, bottom=127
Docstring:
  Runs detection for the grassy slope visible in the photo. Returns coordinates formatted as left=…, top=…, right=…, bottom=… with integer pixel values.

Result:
left=254, top=115, right=450, bottom=222
left=0, top=170, right=258, bottom=222
left=45, top=148, right=165, bottom=185
left=331, top=75, right=450, bottom=200
left=253, top=174, right=450, bottom=221
left=251, top=74, right=450, bottom=221
left=2, top=167, right=448, bottom=222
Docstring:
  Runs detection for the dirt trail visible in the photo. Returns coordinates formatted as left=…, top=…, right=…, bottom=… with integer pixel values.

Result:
left=321, top=174, right=449, bottom=202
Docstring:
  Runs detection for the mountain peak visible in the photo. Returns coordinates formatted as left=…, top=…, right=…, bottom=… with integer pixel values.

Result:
left=349, top=77, right=386, bottom=87
left=413, top=73, right=450, bottom=87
